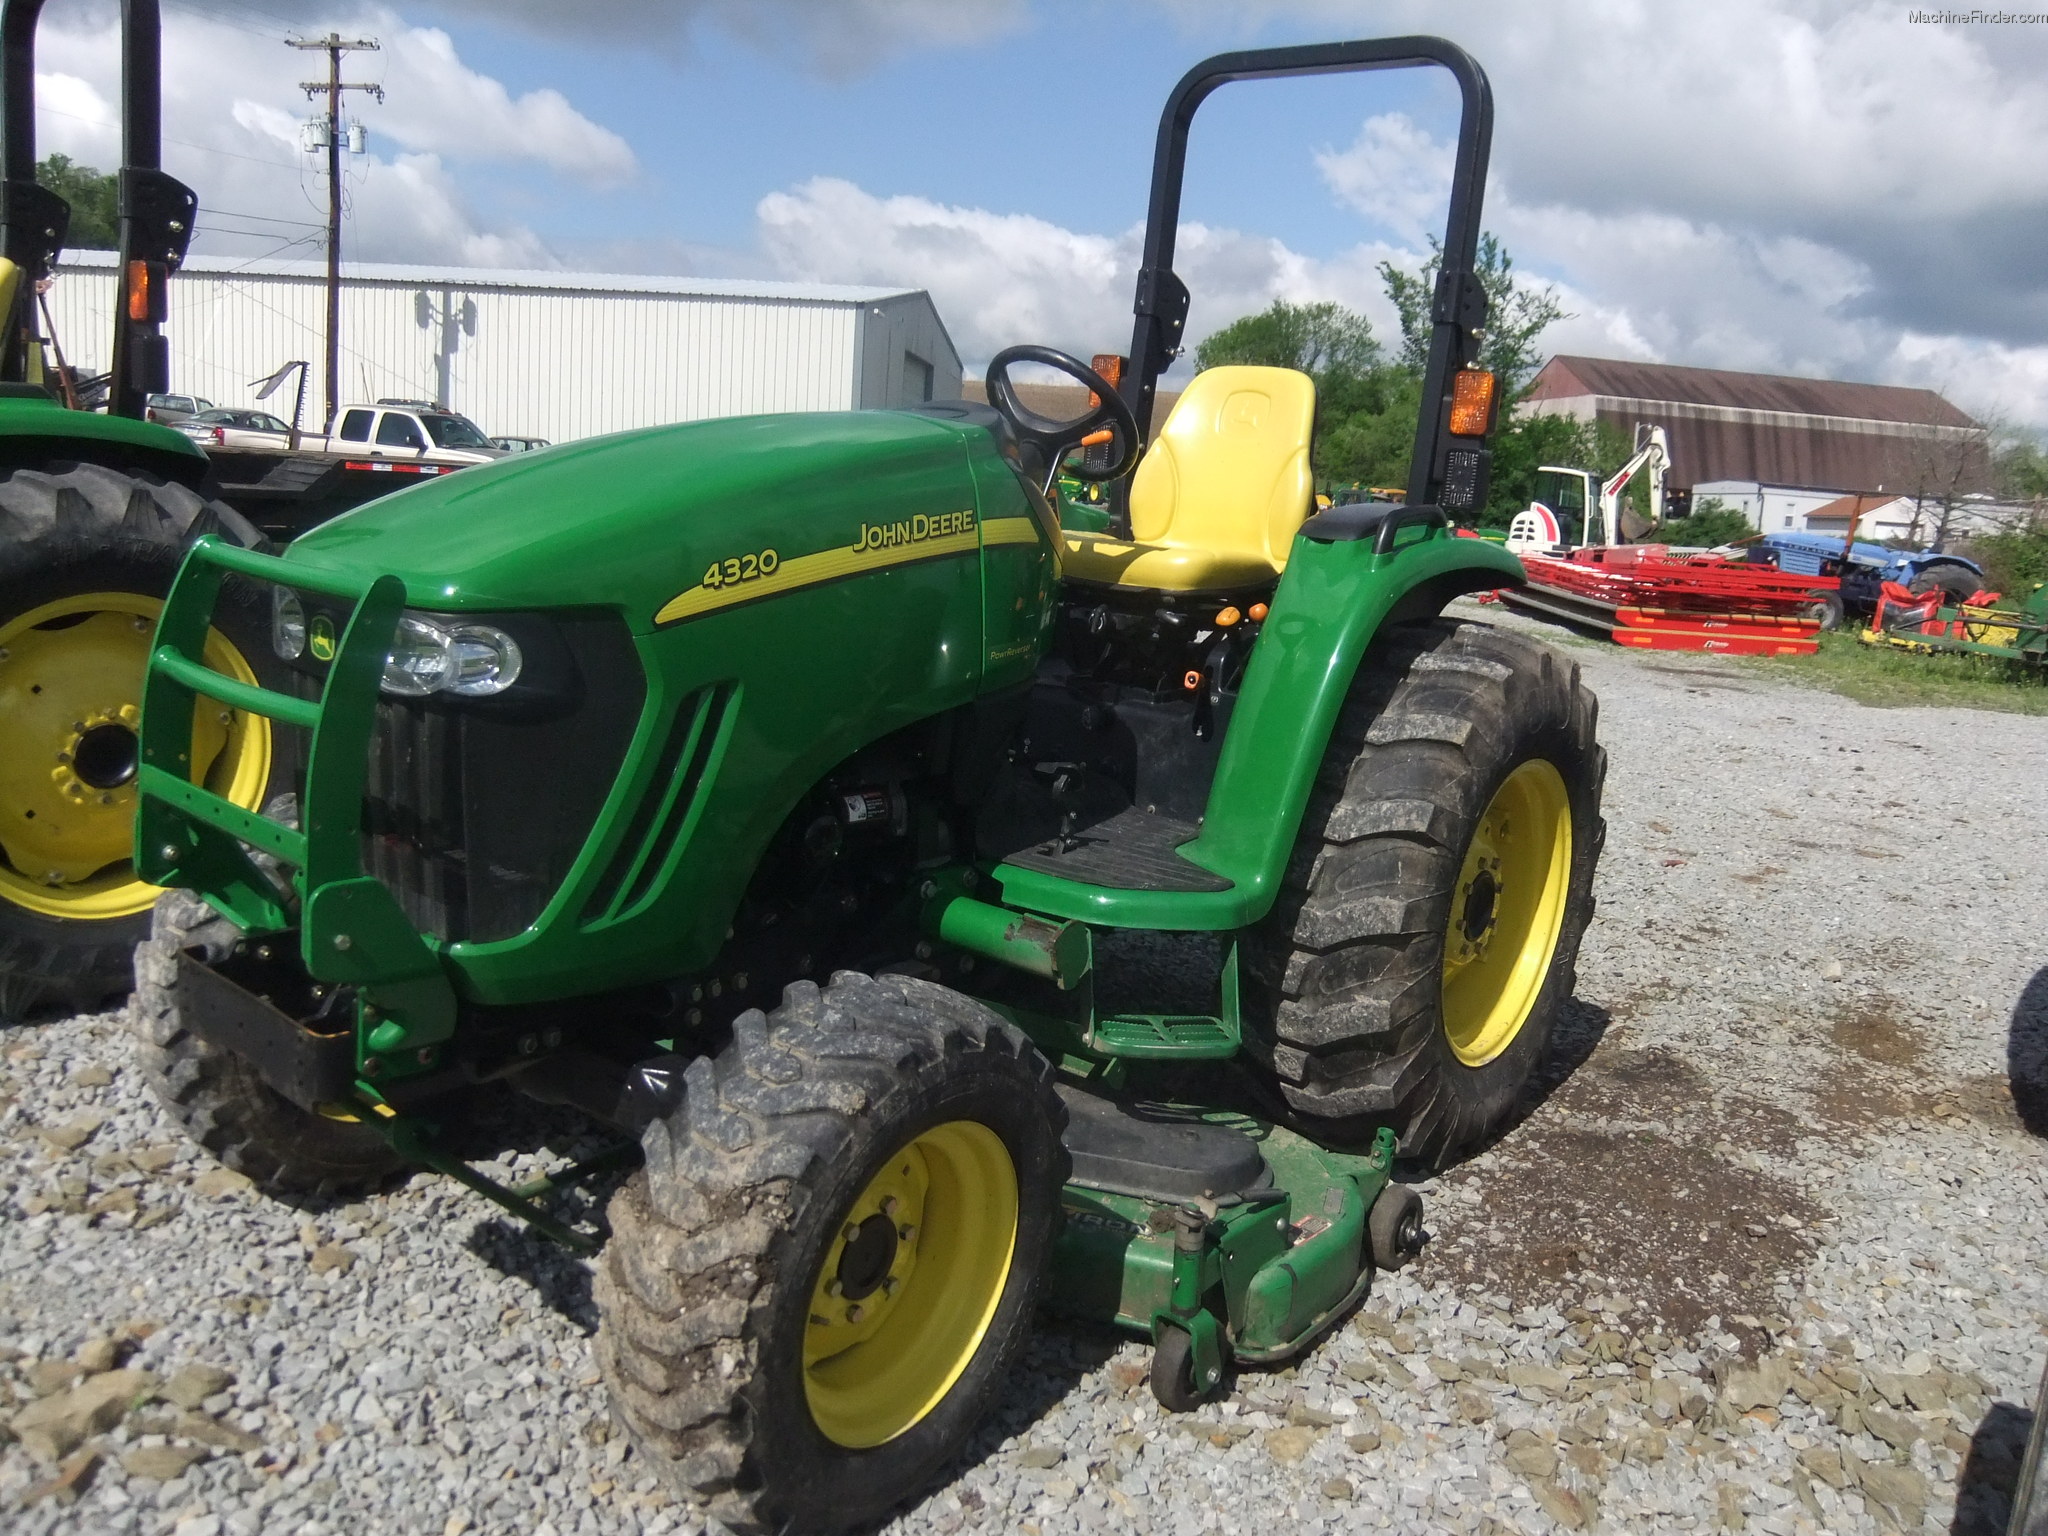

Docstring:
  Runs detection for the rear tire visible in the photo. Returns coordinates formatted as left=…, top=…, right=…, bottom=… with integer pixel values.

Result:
left=1908, top=564, right=1980, bottom=604
left=596, top=971, right=1068, bottom=1535
left=132, top=889, right=400, bottom=1194
left=1244, top=619, right=1605, bottom=1167
left=0, top=463, right=280, bottom=1023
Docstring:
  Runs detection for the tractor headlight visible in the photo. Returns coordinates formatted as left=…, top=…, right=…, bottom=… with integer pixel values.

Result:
left=382, top=613, right=457, bottom=696
left=447, top=624, right=523, bottom=697
left=271, top=588, right=306, bottom=660
left=380, top=611, right=524, bottom=698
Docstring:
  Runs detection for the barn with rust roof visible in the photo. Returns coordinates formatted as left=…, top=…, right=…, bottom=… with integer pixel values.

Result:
left=1521, top=356, right=1989, bottom=524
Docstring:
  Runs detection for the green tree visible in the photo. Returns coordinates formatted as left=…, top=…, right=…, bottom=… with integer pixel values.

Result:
left=1650, top=499, right=1754, bottom=549
left=1481, top=412, right=1596, bottom=532
left=1194, top=299, right=1390, bottom=473
left=1994, top=435, right=2048, bottom=504
left=36, top=154, right=119, bottom=249
left=1192, top=235, right=1572, bottom=525
left=1194, top=298, right=1382, bottom=381
left=1376, top=232, right=1569, bottom=396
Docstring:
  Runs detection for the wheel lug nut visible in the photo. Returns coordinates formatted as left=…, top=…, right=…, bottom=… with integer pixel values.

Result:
left=899, top=1223, right=917, bottom=1242
left=881, top=1196, right=900, bottom=1218
left=842, top=1223, right=859, bottom=1243
left=845, top=1304, right=864, bottom=1324
left=880, top=1277, right=898, bottom=1298
left=825, top=1278, right=843, bottom=1298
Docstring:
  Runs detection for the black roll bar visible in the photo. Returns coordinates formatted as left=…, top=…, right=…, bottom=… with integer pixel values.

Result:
left=1123, top=37, right=1496, bottom=519
left=0, top=0, right=194, bottom=413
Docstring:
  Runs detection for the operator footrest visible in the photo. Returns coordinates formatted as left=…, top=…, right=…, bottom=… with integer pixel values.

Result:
left=999, top=807, right=1231, bottom=893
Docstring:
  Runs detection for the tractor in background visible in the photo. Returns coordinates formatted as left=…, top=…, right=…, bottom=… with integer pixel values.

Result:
left=0, top=0, right=285, bottom=1021
left=126, top=36, right=1605, bottom=1533
left=1746, top=528, right=1984, bottom=630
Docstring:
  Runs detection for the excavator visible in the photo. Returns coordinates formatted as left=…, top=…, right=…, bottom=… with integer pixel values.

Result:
left=1506, top=423, right=1669, bottom=555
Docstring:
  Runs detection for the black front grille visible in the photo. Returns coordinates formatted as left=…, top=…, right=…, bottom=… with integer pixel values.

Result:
left=362, top=612, right=644, bottom=944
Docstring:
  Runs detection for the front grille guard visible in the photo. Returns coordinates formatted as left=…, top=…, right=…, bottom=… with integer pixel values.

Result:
left=137, top=535, right=456, bottom=1074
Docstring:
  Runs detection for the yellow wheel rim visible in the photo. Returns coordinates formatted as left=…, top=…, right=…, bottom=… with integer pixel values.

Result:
left=803, top=1119, right=1018, bottom=1449
left=1440, top=759, right=1573, bottom=1068
left=0, top=591, right=271, bottom=921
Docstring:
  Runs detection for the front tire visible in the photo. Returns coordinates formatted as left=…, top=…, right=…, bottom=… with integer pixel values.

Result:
left=132, top=889, right=400, bottom=1193
left=1245, top=619, right=1605, bottom=1167
left=597, top=972, right=1068, bottom=1535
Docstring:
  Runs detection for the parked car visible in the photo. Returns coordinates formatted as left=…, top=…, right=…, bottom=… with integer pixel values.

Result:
left=175, top=407, right=295, bottom=449
left=327, top=403, right=506, bottom=465
left=143, top=391, right=214, bottom=424
left=491, top=435, right=551, bottom=453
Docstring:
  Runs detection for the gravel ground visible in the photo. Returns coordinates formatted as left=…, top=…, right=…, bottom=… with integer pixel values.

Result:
left=4, top=599, right=2046, bottom=1535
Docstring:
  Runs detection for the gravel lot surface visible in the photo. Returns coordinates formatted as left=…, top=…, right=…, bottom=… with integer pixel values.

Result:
left=4, top=600, right=2046, bottom=1535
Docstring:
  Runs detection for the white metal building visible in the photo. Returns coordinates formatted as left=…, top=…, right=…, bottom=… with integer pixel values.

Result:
left=44, top=252, right=962, bottom=444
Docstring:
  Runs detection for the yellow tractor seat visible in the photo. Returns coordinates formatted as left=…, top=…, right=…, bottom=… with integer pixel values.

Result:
left=1061, top=364, right=1316, bottom=593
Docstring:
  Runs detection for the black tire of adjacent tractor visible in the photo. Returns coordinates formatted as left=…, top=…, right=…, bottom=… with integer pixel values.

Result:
left=0, top=462, right=276, bottom=1023
left=1244, top=618, right=1605, bottom=1169
left=1908, top=564, right=1981, bottom=604
left=1367, top=1183, right=1425, bottom=1271
left=597, top=971, right=1069, bottom=1536
left=132, top=888, right=401, bottom=1194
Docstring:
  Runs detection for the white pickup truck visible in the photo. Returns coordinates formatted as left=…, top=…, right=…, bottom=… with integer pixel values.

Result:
left=320, top=401, right=507, bottom=466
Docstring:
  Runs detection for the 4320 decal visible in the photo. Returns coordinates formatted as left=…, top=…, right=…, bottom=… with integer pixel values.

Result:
left=700, top=549, right=780, bottom=590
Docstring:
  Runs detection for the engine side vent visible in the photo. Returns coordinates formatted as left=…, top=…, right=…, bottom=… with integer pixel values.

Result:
left=581, top=683, right=736, bottom=926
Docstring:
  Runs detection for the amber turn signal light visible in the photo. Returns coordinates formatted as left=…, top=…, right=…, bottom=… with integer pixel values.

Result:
left=124, top=261, right=152, bottom=322
left=1448, top=368, right=1496, bottom=436
left=1214, top=606, right=1241, bottom=627
left=1248, top=603, right=1269, bottom=621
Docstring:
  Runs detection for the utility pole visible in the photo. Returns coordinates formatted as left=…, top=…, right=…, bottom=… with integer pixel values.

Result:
left=288, top=34, right=381, bottom=429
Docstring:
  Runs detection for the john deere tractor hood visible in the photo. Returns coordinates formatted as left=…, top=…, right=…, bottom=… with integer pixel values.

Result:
left=283, top=410, right=998, bottom=630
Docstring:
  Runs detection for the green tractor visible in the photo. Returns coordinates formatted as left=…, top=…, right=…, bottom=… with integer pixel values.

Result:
left=129, top=37, right=1603, bottom=1531
left=0, top=0, right=285, bottom=1020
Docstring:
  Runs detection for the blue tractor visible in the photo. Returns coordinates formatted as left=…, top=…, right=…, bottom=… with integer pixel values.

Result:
left=1748, top=531, right=1984, bottom=630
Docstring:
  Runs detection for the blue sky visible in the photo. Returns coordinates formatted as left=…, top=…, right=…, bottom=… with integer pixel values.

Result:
left=32, top=1, right=2048, bottom=427
left=428, top=3, right=1460, bottom=265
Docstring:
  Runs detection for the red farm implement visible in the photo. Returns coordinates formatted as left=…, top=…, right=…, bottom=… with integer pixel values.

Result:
left=1498, top=546, right=1836, bottom=656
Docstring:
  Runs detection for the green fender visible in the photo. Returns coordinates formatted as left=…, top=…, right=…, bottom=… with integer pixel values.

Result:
left=0, top=387, right=210, bottom=484
left=990, top=527, right=1524, bottom=929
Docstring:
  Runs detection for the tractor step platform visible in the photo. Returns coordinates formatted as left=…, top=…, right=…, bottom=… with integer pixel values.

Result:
left=998, top=807, right=1231, bottom=892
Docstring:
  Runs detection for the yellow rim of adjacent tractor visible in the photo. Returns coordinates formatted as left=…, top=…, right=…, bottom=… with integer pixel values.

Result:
left=1440, top=758, right=1573, bottom=1068
left=0, top=591, right=271, bottom=921
left=802, top=1119, right=1018, bottom=1449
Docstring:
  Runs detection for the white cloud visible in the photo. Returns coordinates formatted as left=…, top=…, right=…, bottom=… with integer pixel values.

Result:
left=416, top=0, right=1027, bottom=74
left=1153, top=0, right=2048, bottom=424
left=756, top=175, right=1408, bottom=376
left=1312, top=113, right=1455, bottom=247
left=32, top=5, right=630, bottom=270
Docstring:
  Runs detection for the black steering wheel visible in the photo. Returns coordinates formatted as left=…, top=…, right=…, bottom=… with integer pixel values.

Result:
left=984, top=344, right=1141, bottom=488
